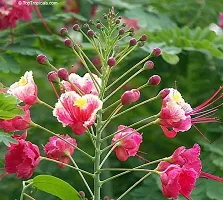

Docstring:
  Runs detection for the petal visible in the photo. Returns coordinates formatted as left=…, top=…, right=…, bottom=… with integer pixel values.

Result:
left=160, top=126, right=177, bottom=138
left=115, top=147, right=129, bottom=162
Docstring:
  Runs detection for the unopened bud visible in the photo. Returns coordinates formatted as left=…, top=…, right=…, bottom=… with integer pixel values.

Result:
left=129, top=38, right=137, bottom=46
left=159, top=89, right=170, bottom=99
left=79, top=191, right=85, bottom=198
left=57, top=68, right=69, bottom=81
left=121, top=89, right=140, bottom=105
left=83, top=23, right=89, bottom=29
left=152, top=47, right=162, bottom=56
left=144, top=61, right=154, bottom=69
left=119, top=28, right=125, bottom=35
left=148, top=75, right=161, bottom=86
left=88, top=20, right=94, bottom=24
left=138, top=41, right=145, bottom=47
left=60, top=27, right=68, bottom=36
left=48, top=71, right=59, bottom=83
left=36, top=54, right=48, bottom=65
left=87, top=29, right=94, bottom=38
left=64, top=39, right=72, bottom=47
left=104, top=196, right=109, bottom=200
left=140, top=34, right=147, bottom=41
left=107, top=57, right=116, bottom=67
left=73, top=24, right=80, bottom=31
left=96, top=23, right=102, bottom=29
left=96, top=19, right=101, bottom=23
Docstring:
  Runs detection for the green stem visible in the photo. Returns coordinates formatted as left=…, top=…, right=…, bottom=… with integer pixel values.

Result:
left=41, top=156, right=94, bottom=177
left=101, top=157, right=169, bottom=184
left=102, top=113, right=160, bottom=142
left=37, top=98, right=54, bottom=110
left=99, top=145, right=116, bottom=168
left=117, top=172, right=152, bottom=200
left=104, top=68, right=145, bottom=102
left=30, top=122, right=94, bottom=161
left=86, top=129, right=96, bottom=149
left=111, top=95, right=160, bottom=119
left=103, top=99, right=121, bottom=113
left=106, top=54, right=152, bottom=91
left=20, top=182, right=33, bottom=200
left=68, top=155, right=94, bottom=197
left=100, top=168, right=155, bottom=173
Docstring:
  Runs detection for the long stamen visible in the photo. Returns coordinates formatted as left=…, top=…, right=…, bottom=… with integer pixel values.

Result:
left=200, top=171, right=223, bottom=183
left=193, top=125, right=210, bottom=143
left=191, top=103, right=223, bottom=116
left=192, top=109, right=217, bottom=119
left=135, top=154, right=150, bottom=163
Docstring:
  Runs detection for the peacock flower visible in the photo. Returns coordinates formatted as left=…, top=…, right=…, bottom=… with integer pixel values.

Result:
left=111, top=125, right=142, bottom=161
left=62, top=73, right=101, bottom=96
left=159, top=87, right=222, bottom=138
left=53, top=91, right=102, bottom=135
left=44, top=135, right=77, bottom=168
left=8, top=71, right=38, bottom=105
left=157, top=144, right=223, bottom=200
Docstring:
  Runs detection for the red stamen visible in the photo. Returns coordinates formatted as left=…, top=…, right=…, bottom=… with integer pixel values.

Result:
left=192, top=109, right=217, bottom=119
left=193, top=125, right=210, bottom=143
left=191, top=86, right=223, bottom=113
left=138, top=150, right=147, bottom=155
left=200, top=171, right=223, bottom=183
left=0, top=172, right=8, bottom=179
left=191, top=103, right=223, bottom=116
left=135, top=154, right=150, bottom=163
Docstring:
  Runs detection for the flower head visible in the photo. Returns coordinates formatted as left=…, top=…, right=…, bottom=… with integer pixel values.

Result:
left=62, top=73, right=101, bottom=96
left=0, top=105, right=31, bottom=132
left=8, top=71, right=38, bottom=105
left=5, top=138, right=40, bottom=179
left=159, top=87, right=222, bottom=138
left=44, top=135, right=77, bottom=168
left=53, top=91, right=102, bottom=135
left=111, top=125, right=142, bottom=161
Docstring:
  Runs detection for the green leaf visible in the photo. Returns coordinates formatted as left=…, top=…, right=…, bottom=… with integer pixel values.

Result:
left=0, top=53, right=20, bottom=74
left=0, top=93, right=23, bottom=120
left=161, top=51, right=180, bottom=65
left=5, top=45, right=42, bottom=56
left=33, top=175, right=81, bottom=200
left=0, top=132, right=17, bottom=146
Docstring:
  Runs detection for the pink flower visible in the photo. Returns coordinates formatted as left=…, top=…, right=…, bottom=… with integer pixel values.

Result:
left=53, top=91, right=103, bottom=135
left=158, top=144, right=223, bottom=200
left=160, top=164, right=197, bottom=200
left=111, top=125, right=142, bottom=161
left=159, top=87, right=222, bottom=138
left=44, top=135, right=77, bottom=168
left=8, top=71, right=38, bottom=105
left=62, top=73, right=101, bottom=96
left=121, top=89, right=140, bottom=105
left=121, top=18, right=139, bottom=30
left=0, top=105, right=31, bottom=132
left=219, top=13, right=223, bottom=28
left=5, top=138, right=40, bottom=179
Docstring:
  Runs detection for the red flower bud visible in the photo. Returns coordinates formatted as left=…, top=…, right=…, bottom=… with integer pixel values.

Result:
left=104, top=196, right=109, bottom=200
left=64, top=39, right=72, bottom=47
left=96, top=23, right=102, bottom=29
left=152, top=47, right=162, bottom=56
left=129, top=38, right=137, bottom=46
left=60, top=27, right=68, bottom=37
left=73, top=24, right=80, bottom=31
left=144, top=61, right=154, bottom=69
left=36, top=54, right=48, bottom=65
left=57, top=68, right=69, bottom=81
left=79, top=191, right=85, bottom=197
left=140, top=34, right=147, bottom=41
left=148, top=75, right=161, bottom=86
left=119, top=28, right=125, bottom=35
left=121, top=89, right=140, bottom=105
left=159, top=89, right=170, bottom=99
left=87, top=29, right=94, bottom=38
left=107, top=57, right=116, bottom=67
left=48, top=71, right=59, bottom=83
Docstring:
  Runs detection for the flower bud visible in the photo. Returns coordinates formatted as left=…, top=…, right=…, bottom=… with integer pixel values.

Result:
left=88, top=20, right=94, bottom=24
left=79, top=191, right=85, bottom=198
left=138, top=41, right=145, bottom=47
left=96, top=23, right=102, bottom=29
left=152, top=47, right=162, bottom=56
left=159, top=89, right=170, bottom=99
left=64, top=39, right=72, bottom=47
left=107, top=57, right=116, bottom=67
left=129, top=38, right=137, bottom=46
left=96, top=19, right=101, bottom=23
left=144, top=61, right=154, bottom=69
left=72, top=24, right=80, bottom=31
left=83, top=23, right=89, bottom=29
left=140, top=34, right=147, bottom=41
left=36, top=54, right=48, bottom=65
left=57, top=68, right=69, bottom=81
left=129, top=27, right=134, bottom=32
left=104, top=196, right=109, bottom=200
left=119, top=28, right=125, bottom=35
left=121, top=89, right=140, bottom=105
left=48, top=71, right=59, bottom=83
left=60, top=27, right=68, bottom=36
left=87, top=29, right=94, bottom=38
left=148, top=75, right=161, bottom=86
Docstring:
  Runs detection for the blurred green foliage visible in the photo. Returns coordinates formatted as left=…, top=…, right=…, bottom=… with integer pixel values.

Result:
left=0, top=0, right=223, bottom=199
